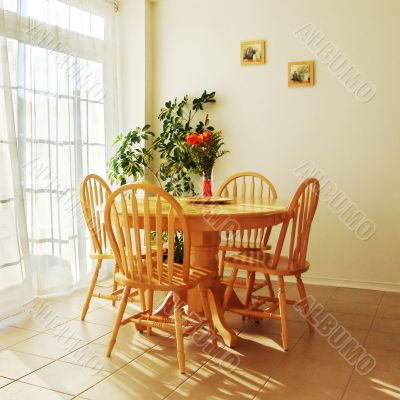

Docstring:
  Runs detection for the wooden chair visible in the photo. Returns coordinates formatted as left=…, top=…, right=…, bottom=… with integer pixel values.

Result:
left=217, top=172, right=278, bottom=306
left=80, top=174, right=137, bottom=321
left=222, top=178, right=320, bottom=351
left=104, top=182, right=217, bottom=373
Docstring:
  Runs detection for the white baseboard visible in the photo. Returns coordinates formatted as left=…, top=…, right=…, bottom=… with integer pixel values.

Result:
left=297, top=276, right=400, bottom=293
left=234, top=270, right=400, bottom=293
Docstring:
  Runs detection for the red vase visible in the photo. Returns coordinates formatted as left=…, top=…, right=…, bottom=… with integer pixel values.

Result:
left=202, top=170, right=213, bottom=197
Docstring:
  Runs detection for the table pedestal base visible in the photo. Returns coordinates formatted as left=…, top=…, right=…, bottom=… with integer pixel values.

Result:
left=154, top=231, right=238, bottom=348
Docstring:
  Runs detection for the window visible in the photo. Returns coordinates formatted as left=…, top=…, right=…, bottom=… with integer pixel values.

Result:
left=1, top=0, right=116, bottom=296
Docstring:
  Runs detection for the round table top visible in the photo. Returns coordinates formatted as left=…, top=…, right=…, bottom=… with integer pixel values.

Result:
left=101, top=197, right=289, bottom=232
left=174, top=198, right=288, bottom=231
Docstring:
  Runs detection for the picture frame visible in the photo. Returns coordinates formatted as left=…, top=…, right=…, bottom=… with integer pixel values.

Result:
left=288, top=61, right=315, bottom=87
left=240, top=40, right=266, bottom=66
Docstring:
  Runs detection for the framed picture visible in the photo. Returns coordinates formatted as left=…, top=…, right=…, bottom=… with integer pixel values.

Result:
left=240, top=40, right=266, bottom=66
left=288, top=61, right=315, bottom=87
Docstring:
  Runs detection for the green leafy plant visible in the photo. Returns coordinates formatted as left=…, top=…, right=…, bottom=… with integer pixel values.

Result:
left=107, top=125, right=161, bottom=186
left=153, top=90, right=217, bottom=196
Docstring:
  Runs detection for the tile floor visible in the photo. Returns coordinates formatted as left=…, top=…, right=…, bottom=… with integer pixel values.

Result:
left=0, top=283, right=399, bottom=399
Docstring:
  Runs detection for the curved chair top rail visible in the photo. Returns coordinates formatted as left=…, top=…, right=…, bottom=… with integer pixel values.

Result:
left=216, top=171, right=278, bottom=202
left=80, top=174, right=111, bottom=255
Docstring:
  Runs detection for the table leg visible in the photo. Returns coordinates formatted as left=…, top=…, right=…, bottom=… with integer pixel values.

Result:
left=187, top=231, right=237, bottom=348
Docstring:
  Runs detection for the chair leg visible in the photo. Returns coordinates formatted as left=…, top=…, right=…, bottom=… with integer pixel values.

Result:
left=243, top=271, right=255, bottom=307
left=173, top=292, right=186, bottom=374
left=146, top=289, right=154, bottom=336
left=296, top=275, right=314, bottom=333
left=219, top=250, right=226, bottom=277
left=265, top=274, right=275, bottom=299
left=107, top=286, right=130, bottom=357
left=223, top=267, right=238, bottom=310
left=135, top=289, right=147, bottom=333
left=81, top=259, right=102, bottom=321
left=278, top=276, right=289, bottom=351
left=199, top=283, right=218, bottom=349
left=112, top=264, right=119, bottom=307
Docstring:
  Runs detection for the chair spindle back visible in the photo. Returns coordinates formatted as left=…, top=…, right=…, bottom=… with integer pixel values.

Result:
left=216, top=172, right=278, bottom=249
left=272, top=178, right=320, bottom=271
left=104, top=183, right=191, bottom=285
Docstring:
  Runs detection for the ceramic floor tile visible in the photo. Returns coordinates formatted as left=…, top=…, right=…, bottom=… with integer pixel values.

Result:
left=0, top=325, right=38, bottom=350
left=283, top=295, right=330, bottom=323
left=342, top=389, right=400, bottom=400
left=81, top=307, right=123, bottom=327
left=376, top=304, right=400, bottom=320
left=273, top=355, right=353, bottom=388
left=165, top=359, right=267, bottom=400
left=365, top=331, right=400, bottom=352
left=93, top=323, right=170, bottom=351
left=47, top=320, right=110, bottom=342
left=345, top=366, right=400, bottom=399
left=286, top=284, right=337, bottom=302
left=53, top=290, right=105, bottom=306
left=380, top=292, right=400, bottom=307
left=370, top=349, right=400, bottom=372
left=370, top=317, right=400, bottom=334
left=3, top=312, right=69, bottom=333
left=0, top=381, right=72, bottom=399
left=167, top=331, right=290, bottom=400
left=0, top=377, right=13, bottom=388
left=47, top=302, right=102, bottom=320
left=327, top=311, right=374, bottom=331
left=325, top=300, right=378, bottom=317
left=80, top=341, right=206, bottom=400
left=241, top=317, right=308, bottom=339
left=330, top=288, right=383, bottom=305
left=20, top=360, right=110, bottom=396
left=60, top=342, right=139, bottom=372
left=10, top=333, right=88, bottom=359
left=289, top=328, right=369, bottom=364
left=255, top=377, right=344, bottom=400
left=221, top=311, right=251, bottom=333
left=0, top=349, right=53, bottom=379
left=1, top=286, right=400, bottom=399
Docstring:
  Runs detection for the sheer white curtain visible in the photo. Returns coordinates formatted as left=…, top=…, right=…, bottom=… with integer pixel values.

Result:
left=0, top=0, right=118, bottom=314
left=0, top=0, right=32, bottom=318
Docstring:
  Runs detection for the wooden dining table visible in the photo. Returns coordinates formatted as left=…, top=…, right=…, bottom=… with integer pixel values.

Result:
left=123, top=197, right=289, bottom=348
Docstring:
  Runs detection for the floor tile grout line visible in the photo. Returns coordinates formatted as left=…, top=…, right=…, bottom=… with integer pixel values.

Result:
left=15, top=329, right=168, bottom=398
left=249, top=283, right=339, bottom=399
left=3, top=286, right=395, bottom=399
left=11, top=324, right=116, bottom=382
left=339, top=289, right=384, bottom=400
left=161, top=320, right=254, bottom=399
left=74, top=330, right=179, bottom=398
left=162, top=315, right=305, bottom=400
left=8, top=379, right=79, bottom=397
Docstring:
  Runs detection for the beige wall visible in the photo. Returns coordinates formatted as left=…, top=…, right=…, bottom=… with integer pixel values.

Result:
left=120, top=0, right=400, bottom=290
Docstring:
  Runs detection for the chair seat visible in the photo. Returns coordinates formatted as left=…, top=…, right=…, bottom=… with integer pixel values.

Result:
left=219, top=240, right=271, bottom=252
left=224, top=250, right=309, bottom=276
left=115, top=263, right=212, bottom=291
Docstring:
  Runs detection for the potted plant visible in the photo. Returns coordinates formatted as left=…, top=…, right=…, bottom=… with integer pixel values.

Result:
left=107, top=90, right=228, bottom=262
